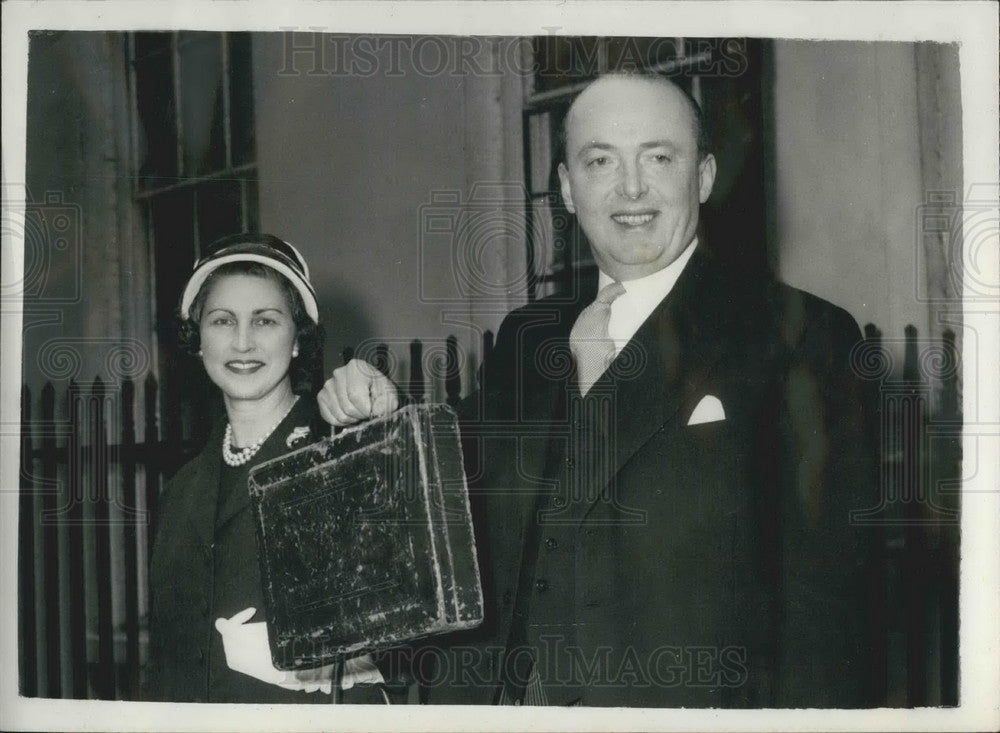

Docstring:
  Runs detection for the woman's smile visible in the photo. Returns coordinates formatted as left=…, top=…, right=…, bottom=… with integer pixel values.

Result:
left=225, top=360, right=266, bottom=373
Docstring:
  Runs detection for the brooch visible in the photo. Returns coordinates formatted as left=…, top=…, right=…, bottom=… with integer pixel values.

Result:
left=286, top=426, right=311, bottom=449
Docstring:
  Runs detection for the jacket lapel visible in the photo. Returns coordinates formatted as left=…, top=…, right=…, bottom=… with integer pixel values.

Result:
left=580, top=248, right=731, bottom=516
left=185, top=436, right=222, bottom=551
left=214, top=398, right=319, bottom=531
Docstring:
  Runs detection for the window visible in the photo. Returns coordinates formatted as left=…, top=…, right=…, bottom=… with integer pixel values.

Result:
left=128, top=31, right=258, bottom=449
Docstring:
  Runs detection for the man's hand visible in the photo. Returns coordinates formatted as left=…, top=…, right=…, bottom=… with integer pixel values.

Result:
left=318, top=358, right=401, bottom=427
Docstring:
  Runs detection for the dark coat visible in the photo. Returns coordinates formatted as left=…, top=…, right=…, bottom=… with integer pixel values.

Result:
left=438, top=246, right=881, bottom=707
left=143, top=397, right=389, bottom=704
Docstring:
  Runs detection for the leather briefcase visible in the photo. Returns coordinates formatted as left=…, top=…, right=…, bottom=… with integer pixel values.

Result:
left=247, top=404, right=483, bottom=670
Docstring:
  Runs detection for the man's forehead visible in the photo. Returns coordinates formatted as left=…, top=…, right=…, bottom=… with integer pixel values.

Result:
left=564, top=76, right=697, bottom=149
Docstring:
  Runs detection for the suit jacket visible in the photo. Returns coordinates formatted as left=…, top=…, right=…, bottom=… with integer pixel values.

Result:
left=143, top=397, right=392, bottom=704
left=439, top=246, right=880, bottom=707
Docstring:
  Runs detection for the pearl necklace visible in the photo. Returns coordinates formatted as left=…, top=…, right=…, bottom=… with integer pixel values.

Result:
left=222, top=396, right=300, bottom=467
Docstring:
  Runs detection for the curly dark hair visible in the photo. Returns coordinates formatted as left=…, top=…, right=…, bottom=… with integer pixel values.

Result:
left=177, top=261, right=325, bottom=395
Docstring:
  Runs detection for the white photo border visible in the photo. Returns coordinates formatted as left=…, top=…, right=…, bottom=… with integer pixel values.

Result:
left=2, top=1, right=997, bottom=731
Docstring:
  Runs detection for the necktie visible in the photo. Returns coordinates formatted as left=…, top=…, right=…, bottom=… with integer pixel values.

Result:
left=570, top=281, right=626, bottom=396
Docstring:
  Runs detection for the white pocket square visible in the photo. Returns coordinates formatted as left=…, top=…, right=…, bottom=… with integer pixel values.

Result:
left=687, top=395, right=725, bottom=425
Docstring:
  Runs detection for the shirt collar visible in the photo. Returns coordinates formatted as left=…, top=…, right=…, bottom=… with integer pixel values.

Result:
left=597, top=239, right=698, bottom=298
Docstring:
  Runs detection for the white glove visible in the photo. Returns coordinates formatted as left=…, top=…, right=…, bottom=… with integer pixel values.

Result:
left=341, top=653, right=385, bottom=690
left=214, top=607, right=334, bottom=694
left=214, top=607, right=385, bottom=693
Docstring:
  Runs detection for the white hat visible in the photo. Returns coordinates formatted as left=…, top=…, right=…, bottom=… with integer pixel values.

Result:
left=180, top=233, right=319, bottom=323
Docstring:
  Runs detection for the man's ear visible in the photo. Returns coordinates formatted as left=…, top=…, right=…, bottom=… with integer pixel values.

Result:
left=698, top=154, right=717, bottom=204
left=557, top=162, right=576, bottom=214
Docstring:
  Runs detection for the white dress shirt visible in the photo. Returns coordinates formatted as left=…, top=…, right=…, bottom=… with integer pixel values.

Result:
left=597, top=240, right=698, bottom=354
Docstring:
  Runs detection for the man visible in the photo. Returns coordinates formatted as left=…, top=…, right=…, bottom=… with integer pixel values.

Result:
left=320, top=73, right=880, bottom=707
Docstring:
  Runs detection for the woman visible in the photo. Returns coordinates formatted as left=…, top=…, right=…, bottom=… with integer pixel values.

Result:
left=144, top=233, right=387, bottom=703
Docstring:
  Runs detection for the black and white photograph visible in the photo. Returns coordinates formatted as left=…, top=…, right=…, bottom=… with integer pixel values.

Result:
left=2, top=1, right=998, bottom=731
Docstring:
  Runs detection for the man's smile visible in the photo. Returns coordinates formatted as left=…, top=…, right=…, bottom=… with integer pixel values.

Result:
left=611, top=211, right=657, bottom=227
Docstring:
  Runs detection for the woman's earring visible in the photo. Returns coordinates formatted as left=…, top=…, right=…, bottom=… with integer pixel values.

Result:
left=292, top=346, right=299, bottom=358
left=197, top=349, right=203, bottom=357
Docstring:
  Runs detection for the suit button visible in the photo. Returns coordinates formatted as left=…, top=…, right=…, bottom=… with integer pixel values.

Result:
left=535, top=579, right=549, bottom=592
left=200, top=600, right=209, bottom=616
left=202, top=544, right=213, bottom=562
left=196, top=649, right=205, bottom=664
left=545, top=537, right=558, bottom=550
left=502, top=590, right=512, bottom=606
